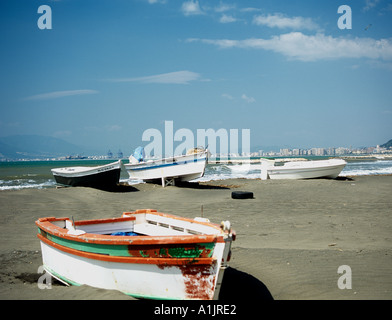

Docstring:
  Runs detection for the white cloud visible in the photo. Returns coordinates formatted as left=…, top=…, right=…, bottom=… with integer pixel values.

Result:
left=221, top=93, right=234, bottom=100
left=107, top=70, right=202, bottom=84
left=188, top=37, right=237, bottom=48
left=253, top=13, right=319, bottom=31
left=105, top=125, right=122, bottom=132
left=215, top=3, right=236, bottom=13
left=219, top=14, right=237, bottom=23
left=221, top=93, right=255, bottom=102
left=181, top=0, right=204, bottom=16
left=189, top=33, right=392, bottom=62
left=24, top=89, right=98, bottom=101
left=241, top=94, right=255, bottom=103
left=363, top=0, right=380, bottom=11
left=241, top=7, right=262, bottom=13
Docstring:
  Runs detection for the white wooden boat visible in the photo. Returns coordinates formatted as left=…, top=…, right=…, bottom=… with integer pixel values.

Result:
left=36, top=209, right=235, bottom=300
left=51, top=160, right=122, bottom=188
left=261, top=158, right=347, bottom=180
left=124, top=148, right=208, bottom=187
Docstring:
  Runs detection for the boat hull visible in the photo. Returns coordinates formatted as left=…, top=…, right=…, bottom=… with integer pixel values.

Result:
left=51, top=161, right=122, bottom=187
left=35, top=210, right=234, bottom=300
left=124, top=152, right=207, bottom=183
left=264, top=159, right=347, bottom=180
left=39, top=240, right=224, bottom=300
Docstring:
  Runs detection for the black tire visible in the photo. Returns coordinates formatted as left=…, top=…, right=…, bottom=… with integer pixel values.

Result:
left=231, top=191, right=254, bottom=199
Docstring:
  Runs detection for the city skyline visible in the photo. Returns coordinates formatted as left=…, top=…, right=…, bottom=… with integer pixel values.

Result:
left=0, top=0, right=391, bottom=154
left=1, top=131, right=390, bottom=161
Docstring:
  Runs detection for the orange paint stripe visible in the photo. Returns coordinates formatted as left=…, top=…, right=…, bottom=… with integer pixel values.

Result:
left=37, top=233, right=215, bottom=266
left=38, top=216, right=136, bottom=226
left=75, top=216, right=136, bottom=226
left=36, top=221, right=223, bottom=245
left=35, top=210, right=231, bottom=247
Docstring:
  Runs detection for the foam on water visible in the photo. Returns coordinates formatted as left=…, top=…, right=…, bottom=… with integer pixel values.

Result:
left=120, top=178, right=144, bottom=185
left=0, top=179, right=56, bottom=191
left=194, top=163, right=262, bottom=182
left=340, top=160, right=392, bottom=176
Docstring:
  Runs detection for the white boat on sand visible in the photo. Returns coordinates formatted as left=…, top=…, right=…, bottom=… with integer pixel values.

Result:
left=261, top=158, right=347, bottom=180
left=36, top=209, right=235, bottom=300
left=124, top=147, right=208, bottom=187
left=51, top=160, right=122, bottom=188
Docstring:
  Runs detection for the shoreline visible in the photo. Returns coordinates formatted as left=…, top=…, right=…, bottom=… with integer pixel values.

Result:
left=2, top=153, right=392, bottom=163
left=0, top=175, right=391, bottom=300
left=2, top=157, right=392, bottom=192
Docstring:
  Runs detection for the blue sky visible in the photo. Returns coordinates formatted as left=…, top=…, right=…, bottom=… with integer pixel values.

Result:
left=0, top=0, right=391, bottom=154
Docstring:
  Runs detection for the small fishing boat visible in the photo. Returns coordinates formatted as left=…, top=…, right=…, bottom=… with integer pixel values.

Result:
left=35, top=209, right=235, bottom=300
left=51, top=160, right=122, bottom=188
left=124, top=147, right=208, bottom=187
left=261, top=158, right=347, bottom=180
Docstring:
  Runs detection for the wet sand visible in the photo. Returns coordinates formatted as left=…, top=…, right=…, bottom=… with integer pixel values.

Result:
left=0, top=175, right=391, bottom=301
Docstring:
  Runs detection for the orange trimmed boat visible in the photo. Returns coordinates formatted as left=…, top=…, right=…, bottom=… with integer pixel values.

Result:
left=35, top=209, right=235, bottom=300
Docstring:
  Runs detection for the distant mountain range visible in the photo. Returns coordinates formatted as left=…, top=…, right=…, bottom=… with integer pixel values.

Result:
left=0, top=135, right=390, bottom=160
left=381, top=139, right=392, bottom=149
left=0, top=135, right=98, bottom=159
left=0, top=134, right=281, bottom=160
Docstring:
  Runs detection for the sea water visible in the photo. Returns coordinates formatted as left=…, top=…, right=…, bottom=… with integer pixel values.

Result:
left=0, top=159, right=392, bottom=191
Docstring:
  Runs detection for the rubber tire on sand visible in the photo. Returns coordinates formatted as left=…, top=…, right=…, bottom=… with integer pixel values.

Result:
left=231, top=191, right=254, bottom=199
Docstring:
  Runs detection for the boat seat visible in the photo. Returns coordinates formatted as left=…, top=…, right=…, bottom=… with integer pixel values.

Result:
left=134, top=223, right=190, bottom=236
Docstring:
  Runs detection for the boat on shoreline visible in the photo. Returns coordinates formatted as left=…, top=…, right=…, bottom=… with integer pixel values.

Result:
left=124, top=147, right=208, bottom=187
left=261, top=158, right=347, bottom=180
left=35, top=209, right=235, bottom=300
left=51, top=160, right=122, bottom=188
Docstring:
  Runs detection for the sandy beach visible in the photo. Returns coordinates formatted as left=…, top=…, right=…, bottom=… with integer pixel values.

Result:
left=0, top=175, right=391, bottom=301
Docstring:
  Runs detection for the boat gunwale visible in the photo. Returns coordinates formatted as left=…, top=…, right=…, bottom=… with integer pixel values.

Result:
left=124, top=151, right=207, bottom=169
left=51, top=160, right=122, bottom=176
left=35, top=210, right=227, bottom=246
left=125, top=157, right=206, bottom=172
left=268, top=163, right=346, bottom=174
left=38, top=233, right=216, bottom=266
